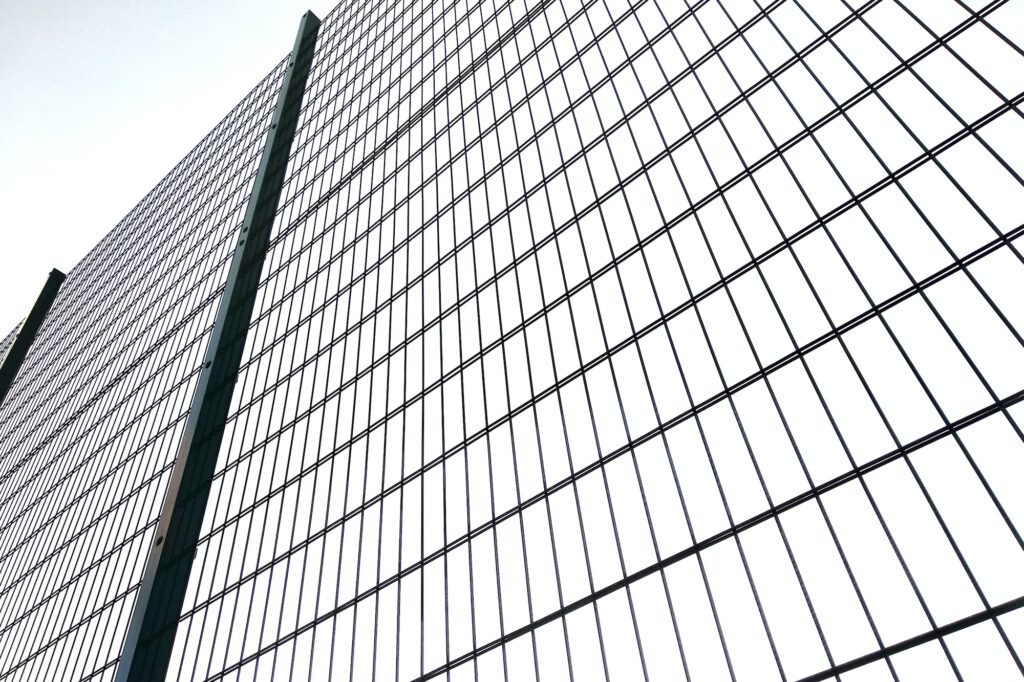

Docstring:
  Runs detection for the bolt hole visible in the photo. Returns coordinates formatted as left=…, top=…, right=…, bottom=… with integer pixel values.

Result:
left=155, top=536, right=163, bottom=546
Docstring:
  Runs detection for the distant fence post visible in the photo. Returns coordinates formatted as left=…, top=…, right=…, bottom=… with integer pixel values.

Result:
left=0, top=268, right=66, bottom=406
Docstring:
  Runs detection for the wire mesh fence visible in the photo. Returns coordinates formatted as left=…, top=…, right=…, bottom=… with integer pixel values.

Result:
left=2, top=0, right=1024, bottom=680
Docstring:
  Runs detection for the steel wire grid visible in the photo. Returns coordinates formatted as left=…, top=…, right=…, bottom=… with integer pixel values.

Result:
left=2, top=0, right=1024, bottom=680
left=163, top=0, right=1024, bottom=680
left=0, top=329, right=19, bottom=364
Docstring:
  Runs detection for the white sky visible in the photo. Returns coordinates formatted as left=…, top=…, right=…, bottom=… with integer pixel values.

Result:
left=0, top=0, right=336, bottom=334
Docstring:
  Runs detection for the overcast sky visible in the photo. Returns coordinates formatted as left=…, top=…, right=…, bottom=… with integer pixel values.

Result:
left=0, top=0, right=335, bottom=334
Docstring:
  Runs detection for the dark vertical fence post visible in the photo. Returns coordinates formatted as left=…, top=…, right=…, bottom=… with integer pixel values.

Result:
left=0, top=269, right=66, bottom=406
left=114, top=11, right=321, bottom=681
